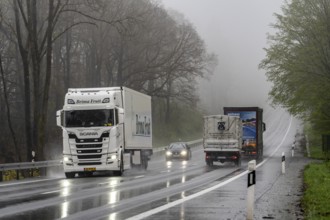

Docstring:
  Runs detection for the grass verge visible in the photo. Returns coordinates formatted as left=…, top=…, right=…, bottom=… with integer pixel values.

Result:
left=302, top=126, right=330, bottom=220
left=303, top=161, right=330, bottom=219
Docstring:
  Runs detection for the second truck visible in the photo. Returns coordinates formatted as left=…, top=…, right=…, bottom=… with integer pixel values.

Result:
left=203, top=115, right=243, bottom=167
left=224, top=107, right=265, bottom=160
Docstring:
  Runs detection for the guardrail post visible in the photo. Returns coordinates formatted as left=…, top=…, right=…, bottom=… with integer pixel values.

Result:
left=246, top=160, right=256, bottom=220
left=31, top=151, right=35, bottom=177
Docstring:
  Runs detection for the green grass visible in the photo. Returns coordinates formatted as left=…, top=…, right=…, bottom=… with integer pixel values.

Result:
left=309, top=144, right=328, bottom=160
left=302, top=125, right=330, bottom=219
left=303, top=162, right=330, bottom=219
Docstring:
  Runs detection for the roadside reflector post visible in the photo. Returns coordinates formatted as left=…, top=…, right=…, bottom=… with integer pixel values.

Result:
left=291, top=143, right=295, bottom=157
left=282, top=152, right=285, bottom=174
left=246, top=160, right=256, bottom=220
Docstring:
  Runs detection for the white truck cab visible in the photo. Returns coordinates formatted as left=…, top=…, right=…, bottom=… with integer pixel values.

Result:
left=56, top=87, right=152, bottom=178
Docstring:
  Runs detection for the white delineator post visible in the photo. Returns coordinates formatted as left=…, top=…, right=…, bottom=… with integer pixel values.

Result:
left=282, top=152, right=285, bottom=174
left=246, top=160, right=256, bottom=220
left=291, top=143, right=295, bottom=157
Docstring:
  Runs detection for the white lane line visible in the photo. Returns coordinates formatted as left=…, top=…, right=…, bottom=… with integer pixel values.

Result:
left=126, top=116, right=293, bottom=220
left=0, top=178, right=62, bottom=187
left=134, top=175, right=145, bottom=179
left=256, top=116, right=292, bottom=168
left=41, top=190, right=60, bottom=195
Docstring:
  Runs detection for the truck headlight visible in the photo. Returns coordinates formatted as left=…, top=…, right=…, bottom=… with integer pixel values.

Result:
left=107, top=154, right=117, bottom=160
left=166, top=151, right=172, bottom=156
left=63, top=156, right=73, bottom=165
left=64, top=156, right=71, bottom=162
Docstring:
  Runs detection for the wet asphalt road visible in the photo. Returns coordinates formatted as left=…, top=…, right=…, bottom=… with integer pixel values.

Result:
left=0, top=108, right=300, bottom=220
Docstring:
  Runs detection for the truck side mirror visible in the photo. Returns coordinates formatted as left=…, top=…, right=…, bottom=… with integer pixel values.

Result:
left=262, top=122, right=266, bottom=132
left=56, top=110, right=63, bottom=127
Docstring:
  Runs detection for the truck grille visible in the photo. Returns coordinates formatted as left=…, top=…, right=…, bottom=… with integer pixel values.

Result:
left=69, top=133, right=109, bottom=143
left=77, top=149, right=102, bottom=154
left=68, top=133, right=108, bottom=165
left=78, top=162, right=102, bottom=166
left=77, top=155, right=102, bottom=159
left=76, top=144, right=102, bottom=148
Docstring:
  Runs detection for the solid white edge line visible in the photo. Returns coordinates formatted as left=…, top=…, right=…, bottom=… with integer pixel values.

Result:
left=126, top=116, right=293, bottom=220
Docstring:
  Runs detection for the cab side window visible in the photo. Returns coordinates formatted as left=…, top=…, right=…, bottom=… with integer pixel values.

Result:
left=115, top=109, right=119, bottom=125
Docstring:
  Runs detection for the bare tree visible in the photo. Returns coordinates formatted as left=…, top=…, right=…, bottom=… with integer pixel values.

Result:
left=0, top=0, right=217, bottom=163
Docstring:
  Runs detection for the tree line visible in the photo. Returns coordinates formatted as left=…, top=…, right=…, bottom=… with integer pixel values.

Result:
left=260, top=0, right=330, bottom=137
left=0, top=0, right=216, bottom=163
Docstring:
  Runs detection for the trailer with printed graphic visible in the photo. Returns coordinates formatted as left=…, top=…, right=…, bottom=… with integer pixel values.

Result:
left=56, top=87, right=152, bottom=178
left=224, top=107, right=265, bottom=160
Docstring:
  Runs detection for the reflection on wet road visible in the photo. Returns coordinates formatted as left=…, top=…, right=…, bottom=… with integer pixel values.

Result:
left=0, top=108, right=298, bottom=220
left=0, top=147, right=241, bottom=220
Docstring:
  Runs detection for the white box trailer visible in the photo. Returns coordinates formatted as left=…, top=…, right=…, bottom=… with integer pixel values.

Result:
left=203, top=115, right=242, bottom=167
left=56, top=87, right=152, bottom=178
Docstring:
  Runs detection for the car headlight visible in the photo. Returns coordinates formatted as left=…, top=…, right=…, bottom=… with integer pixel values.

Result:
left=166, top=151, right=172, bottom=156
left=181, top=150, right=187, bottom=156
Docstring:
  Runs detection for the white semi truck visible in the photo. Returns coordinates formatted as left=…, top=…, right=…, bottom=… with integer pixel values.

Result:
left=203, top=115, right=242, bottom=167
left=56, top=87, right=152, bottom=178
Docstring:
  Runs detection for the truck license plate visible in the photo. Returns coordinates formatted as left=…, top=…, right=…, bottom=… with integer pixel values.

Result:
left=217, top=156, right=226, bottom=159
left=84, top=167, right=96, bottom=171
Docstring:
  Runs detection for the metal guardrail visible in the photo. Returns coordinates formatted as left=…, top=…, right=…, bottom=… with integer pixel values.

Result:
left=0, top=160, right=62, bottom=172
left=187, top=139, right=203, bottom=148
left=0, top=139, right=203, bottom=171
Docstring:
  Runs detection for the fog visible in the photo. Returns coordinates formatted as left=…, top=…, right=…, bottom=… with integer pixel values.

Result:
left=160, top=0, right=285, bottom=114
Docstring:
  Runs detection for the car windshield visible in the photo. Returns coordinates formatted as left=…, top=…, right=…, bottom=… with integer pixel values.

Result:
left=169, top=143, right=185, bottom=150
left=65, top=109, right=114, bottom=127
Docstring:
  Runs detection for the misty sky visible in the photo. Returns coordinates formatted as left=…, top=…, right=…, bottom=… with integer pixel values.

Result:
left=160, top=0, right=285, bottom=114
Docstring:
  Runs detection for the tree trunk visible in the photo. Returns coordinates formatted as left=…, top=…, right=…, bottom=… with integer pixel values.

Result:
left=37, top=0, right=55, bottom=161
left=65, top=29, right=71, bottom=89
left=117, top=42, right=124, bottom=86
left=14, top=0, right=33, bottom=162
left=0, top=55, right=22, bottom=162
left=165, top=79, right=172, bottom=123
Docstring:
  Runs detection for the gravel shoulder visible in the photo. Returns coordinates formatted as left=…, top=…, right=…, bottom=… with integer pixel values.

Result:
left=253, top=143, right=314, bottom=220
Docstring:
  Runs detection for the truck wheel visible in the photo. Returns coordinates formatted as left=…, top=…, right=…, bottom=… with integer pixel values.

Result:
left=65, top=172, right=75, bottom=178
left=142, top=156, right=148, bottom=170
left=236, top=157, right=241, bottom=167
left=114, top=154, right=124, bottom=176
left=206, top=160, right=213, bottom=167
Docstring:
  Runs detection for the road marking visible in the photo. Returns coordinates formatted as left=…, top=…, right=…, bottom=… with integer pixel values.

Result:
left=0, top=178, right=61, bottom=187
left=134, top=175, right=145, bottom=179
left=41, top=190, right=60, bottom=195
left=256, top=116, right=292, bottom=168
left=160, top=170, right=169, bottom=173
left=126, top=116, right=293, bottom=220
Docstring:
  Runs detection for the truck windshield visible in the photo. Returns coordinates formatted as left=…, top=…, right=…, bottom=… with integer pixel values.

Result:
left=65, top=109, right=114, bottom=127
